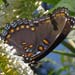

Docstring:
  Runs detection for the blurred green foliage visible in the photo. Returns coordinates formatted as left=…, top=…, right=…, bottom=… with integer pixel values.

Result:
left=43, top=0, right=61, bottom=5
left=43, top=0, right=75, bottom=16
left=0, top=0, right=3, bottom=4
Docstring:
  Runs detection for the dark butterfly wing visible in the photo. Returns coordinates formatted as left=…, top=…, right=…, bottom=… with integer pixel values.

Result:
left=1, top=7, right=74, bottom=63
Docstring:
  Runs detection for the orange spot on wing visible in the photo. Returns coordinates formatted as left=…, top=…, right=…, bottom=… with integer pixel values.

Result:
left=26, top=25, right=30, bottom=29
left=43, top=39, right=49, bottom=45
left=16, top=27, right=20, bottom=31
left=61, top=12, right=65, bottom=16
left=10, top=29, right=14, bottom=33
left=6, top=34, right=11, bottom=39
left=27, top=53, right=33, bottom=57
left=38, top=45, right=44, bottom=51
left=56, top=13, right=61, bottom=17
left=31, top=27, right=35, bottom=31
left=24, top=47, right=28, bottom=50
left=21, top=25, right=25, bottom=29
left=45, top=19, right=51, bottom=23
left=29, top=44, right=33, bottom=48
left=4, top=40, right=8, bottom=43
left=22, top=42, right=26, bottom=45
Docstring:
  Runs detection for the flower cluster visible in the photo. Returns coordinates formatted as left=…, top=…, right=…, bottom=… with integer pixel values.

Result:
left=0, top=37, right=35, bottom=75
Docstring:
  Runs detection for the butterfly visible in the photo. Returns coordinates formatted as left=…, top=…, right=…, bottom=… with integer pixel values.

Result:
left=1, top=7, right=75, bottom=63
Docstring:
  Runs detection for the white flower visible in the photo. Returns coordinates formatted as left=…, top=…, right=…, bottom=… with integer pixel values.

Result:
left=0, top=38, right=34, bottom=75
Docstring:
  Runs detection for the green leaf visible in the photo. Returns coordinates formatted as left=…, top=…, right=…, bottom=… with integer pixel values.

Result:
left=53, top=0, right=75, bottom=12
left=56, top=66, right=70, bottom=75
left=67, top=29, right=75, bottom=41
left=43, top=0, right=75, bottom=16
left=53, top=50, right=75, bottom=57
left=62, top=41, right=75, bottom=53
left=61, top=54, right=65, bottom=64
